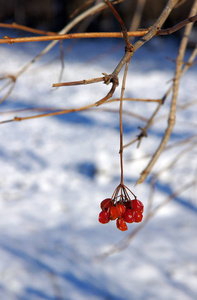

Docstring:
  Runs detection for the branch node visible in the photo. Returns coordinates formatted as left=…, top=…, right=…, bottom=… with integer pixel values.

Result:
left=14, top=116, right=21, bottom=121
left=102, top=73, right=112, bottom=85
left=125, top=44, right=134, bottom=53
left=138, top=126, right=148, bottom=138
left=96, top=75, right=119, bottom=106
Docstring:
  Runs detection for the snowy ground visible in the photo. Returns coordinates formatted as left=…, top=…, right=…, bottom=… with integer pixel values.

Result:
left=0, top=34, right=197, bottom=300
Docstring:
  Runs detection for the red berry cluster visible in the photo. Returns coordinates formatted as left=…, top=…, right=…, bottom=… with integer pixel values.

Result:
left=98, top=185, right=144, bottom=231
left=99, top=198, right=144, bottom=231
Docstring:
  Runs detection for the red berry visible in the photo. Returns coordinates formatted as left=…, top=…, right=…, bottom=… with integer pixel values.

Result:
left=116, top=218, right=128, bottom=231
left=100, top=198, right=112, bottom=211
left=109, top=206, right=119, bottom=220
left=116, top=203, right=126, bottom=217
left=122, top=209, right=135, bottom=223
left=134, top=211, right=143, bottom=223
left=131, top=199, right=144, bottom=212
left=99, top=210, right=110, bottom=224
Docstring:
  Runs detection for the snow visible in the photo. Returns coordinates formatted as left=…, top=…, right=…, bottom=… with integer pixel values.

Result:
left=0, top=35, right=197, bottom=300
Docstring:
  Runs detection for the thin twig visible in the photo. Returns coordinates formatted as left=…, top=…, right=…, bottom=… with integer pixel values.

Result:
left=129, top=0, right=147, bottom=33
left=0, top=103, right=96, bottom=124
left=0, top=22, right=57, bottom=36
left=157, top=14, right=197, bottom=35
left=95, top=76, right=119, bottom=106
left=105, top=0, right=131, bottom=49
left=0, top=31, right=147, bottom=44
left=53, top=75, right=106, bottom=87
left=0, top=98, right=149, bottom=124
left=110, top=97, right=162, bottom=103
left=69, top=0, right=94, bottom=19
left=57, top=41, right=65, bottom=85
left=126, top=133, right=197, bottom=164
left=0, top=75, right=16, bottom=104
left=1, top=15, right=197, bottom=45
left=161, top=45, right=197, bottom=105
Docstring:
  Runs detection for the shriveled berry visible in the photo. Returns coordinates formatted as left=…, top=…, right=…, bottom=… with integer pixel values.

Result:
left=116, top=203, right=126, bottom=217
left=134, top=211, right=143, bottom=223
left=99, top=210, right=110, bottom=224
left=124, top=200, right=132, bottom=209
left=122, top=209, right=135, bottom=223
left=109, top=206, right=119, bottom=220
left=100, top=198, right=112, bottom=211
left=116, top=218, right=128, bottom=231
left=131, top=199, right=144, bottom=212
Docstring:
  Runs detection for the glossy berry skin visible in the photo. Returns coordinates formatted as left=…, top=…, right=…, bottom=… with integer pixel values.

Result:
left=99, top=210, right=110, bottom=224
left=122, top=209, right=135, bottom=223
left=116, top=218, right=128, bottom=231
left=109, top=206, right=119, bottom=220
left=131, top=199, right=144, bottom=212
left=100, top=198, right=112, bottom=211
left=116, top=203, right=126, bottom=217
left=134, top=211, right=143, bottom=223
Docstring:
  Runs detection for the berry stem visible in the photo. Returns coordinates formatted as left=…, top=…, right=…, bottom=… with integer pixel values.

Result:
left=119, top=93, right=124, bottom=185
left=125, top=185, right=137, bottom=199
left=119, top=61, right=130, bottom=185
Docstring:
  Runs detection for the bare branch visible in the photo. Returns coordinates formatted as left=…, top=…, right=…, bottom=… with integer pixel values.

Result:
left=137, top=0, right=197, bottom=185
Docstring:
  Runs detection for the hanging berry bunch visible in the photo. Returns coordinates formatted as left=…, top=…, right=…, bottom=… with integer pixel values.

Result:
left=96, top=1, right=145, bottom=232
left=98, top=184, right=144, bottom=231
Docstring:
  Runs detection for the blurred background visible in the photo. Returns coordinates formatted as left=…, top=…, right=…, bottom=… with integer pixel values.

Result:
left=0, top=0, right=195, bottom=32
